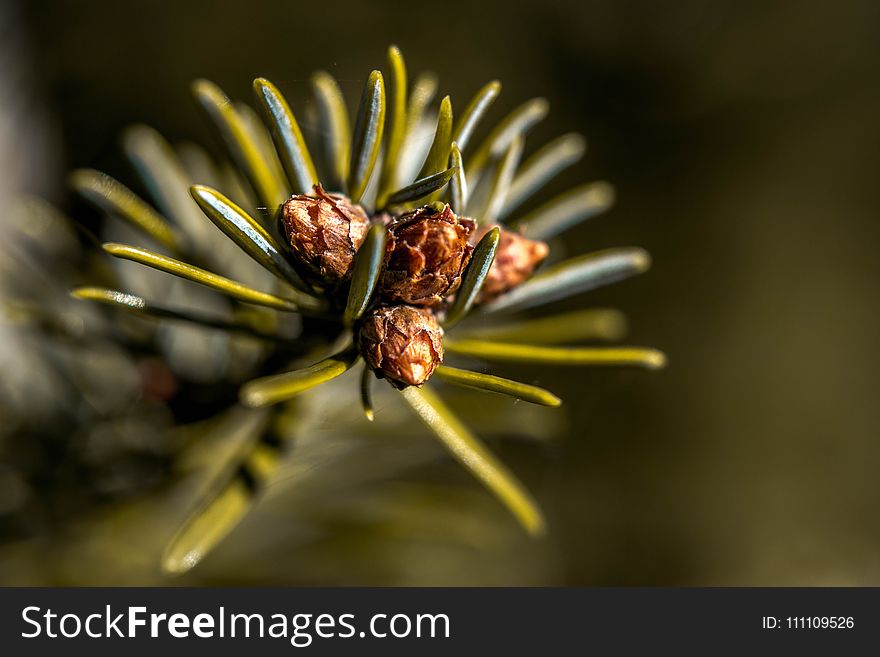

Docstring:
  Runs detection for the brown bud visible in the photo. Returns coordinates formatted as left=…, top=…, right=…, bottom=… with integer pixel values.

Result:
left=357, top=305, right=444, bottom=388
left=280, top=184, right=371, bottom=283
left=475, top=224, right=549, bottom=303
left=379, top=204, right=475, bottom=307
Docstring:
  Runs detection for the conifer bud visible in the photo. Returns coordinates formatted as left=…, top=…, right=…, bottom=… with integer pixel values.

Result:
left=280, top=184, right=371, bottom=283
left=379, top=204, right=475, bottom=307
left=475, top=224, right=549, bottom=303
left=357, top=305, right=444, bottom=388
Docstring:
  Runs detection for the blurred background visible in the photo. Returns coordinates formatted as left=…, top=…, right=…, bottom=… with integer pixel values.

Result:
left=1, top=0, right=879, bottom=585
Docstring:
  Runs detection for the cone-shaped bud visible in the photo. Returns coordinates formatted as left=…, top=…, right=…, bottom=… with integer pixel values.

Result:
left=474, top=223, right=549, bottom=303
left=281, top=184, right=371, bottom=283
left=358, top=305, right=444, bottom=387
left=379, top=204, right=475, bottom=307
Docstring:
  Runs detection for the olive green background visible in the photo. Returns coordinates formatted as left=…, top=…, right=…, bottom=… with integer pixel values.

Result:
left=8, top=0, right=880, bottom=584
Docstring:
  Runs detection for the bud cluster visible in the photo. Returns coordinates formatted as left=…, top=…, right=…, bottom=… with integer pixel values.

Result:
left=280, top=188, right=548, bottom=388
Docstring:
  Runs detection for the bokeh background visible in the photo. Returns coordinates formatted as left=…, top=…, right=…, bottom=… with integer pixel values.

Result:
left=2, top=0, right=879, bottom=585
